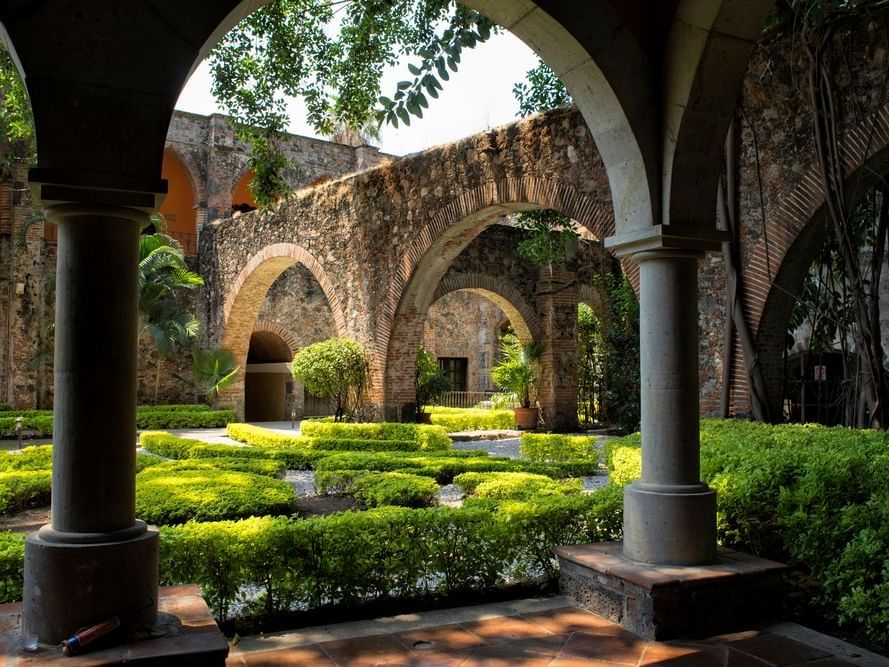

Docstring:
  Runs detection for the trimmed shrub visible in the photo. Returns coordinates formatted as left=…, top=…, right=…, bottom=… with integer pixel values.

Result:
left=136, top=452, right=165, bottom=472
left=156, top=490, right=619, bottom=620
left=427, top=408, right=516, bottom=432
left=351, top=472, right=439, bottom=508
left=187, top=443, right=330, bottom=470
left=147, top=458, right=286, bottom=478
left=139, top=431, right=205, bottom=459
left=300, top=421, right=451, bottom=451
left=227, top=423, right=439, bottom=452
left=454, top=472, right=583, bottom=500
left=137, top=404, right=216, bottom=413
left=0, top=415, right=53, bottom=438
left=0, top=532, right=25, bottom=603
left=0, top=471, right=52, bottom=514
left=136, top=410, right=235, bottom=429
left=0, top=446, right=52, bottom=472
left=520, top=433, right=598, bottom=463
left=136, top=467, right=294, bottom=525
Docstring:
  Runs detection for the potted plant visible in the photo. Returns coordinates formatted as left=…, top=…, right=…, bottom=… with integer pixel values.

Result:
left=415, top=347, right=451, bottom=423
left=490, top=334, right=543, bottom=429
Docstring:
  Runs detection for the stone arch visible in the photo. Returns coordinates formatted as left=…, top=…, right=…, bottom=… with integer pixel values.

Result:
left=244, top=323, right=296, bottom=421
left=735, top=103, right=889, bottom=417
left=433, top=273, right=541, bottom=343
left=220, top=242, right=346, bottom=416
left=578, top=284, right=606, bottom=323
left=377, top=178, right=607, bottom=412
left=250, top=320, right=298, bottom=359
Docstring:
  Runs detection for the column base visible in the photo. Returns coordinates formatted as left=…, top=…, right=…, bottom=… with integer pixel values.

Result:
left=623, top=481, right=717, bottom=565
left=556, top=542, right=788, bottom=640
left=23, top=522, right=159, bottom=644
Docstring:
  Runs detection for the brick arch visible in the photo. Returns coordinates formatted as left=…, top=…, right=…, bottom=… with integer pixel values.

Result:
left=251, top=320, right=299, bottom=359
left=375, top=177, right=611, bottom=365
left=163, top=143, right=207, bottom=206
left=433, top=273, right=541, bottom=344
left=733, top=103, right=889, bottom=416
left=375, top=178, right=609, bottom=412
left=220, top=243, right=346, bottom=416
left=578, top=284, right=606, bottom=323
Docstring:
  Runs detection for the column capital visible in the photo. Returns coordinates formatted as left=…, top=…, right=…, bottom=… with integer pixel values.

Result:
left=604, top=225, right=728, bottom=258
left=29, top=168, right=166, bottom=212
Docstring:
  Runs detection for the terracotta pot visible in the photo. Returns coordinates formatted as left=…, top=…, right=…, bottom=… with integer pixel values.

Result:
left=513, top=407, right=539, bottom=429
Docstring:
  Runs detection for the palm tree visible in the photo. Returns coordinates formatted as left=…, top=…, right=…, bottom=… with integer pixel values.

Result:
left=491, top=334, right=543, bottom=409
left=179, top=348, right=239, bottom=408
left=138, top=215, right=203, bottom=403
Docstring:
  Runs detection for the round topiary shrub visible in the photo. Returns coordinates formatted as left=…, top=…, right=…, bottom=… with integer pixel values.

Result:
left=351, top=472, right=440, bottom=508
left=136, top=466, right=294, bottom=525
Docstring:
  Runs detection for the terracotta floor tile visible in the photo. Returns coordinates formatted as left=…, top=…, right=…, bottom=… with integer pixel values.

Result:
left=319, top=633, right=415, bottom=666
left=460, top=636, right=566, bottom=667
left=558, top=632, right=646, bottom=665
left=395, top=622, right=487, bottom=652
left=401, top=647, right=474, bottom=666
left=639, top=643, right=724, bottom=665
left=240, top=645, right=335, bottom=666
left=519, top=607, right=628, bottom=637
left=458, top=616, right=553, bottom=644
left=718, top=633, right=830, bottom=665
left=550, top=660, right=631, bottom=667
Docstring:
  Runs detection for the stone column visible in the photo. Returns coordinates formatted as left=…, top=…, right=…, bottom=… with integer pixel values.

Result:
left=536, top=264, right=578, bottom=432
left=622, top=249, right=716, bottom=565
left=23, top=204, right=159, bottom=644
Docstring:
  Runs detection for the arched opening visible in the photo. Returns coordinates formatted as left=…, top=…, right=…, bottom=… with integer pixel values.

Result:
left=245, top=329, right=292, bottom=421
left=160, top=149, right=198, bottom=255
left=233, top=168, right=257, bottom=214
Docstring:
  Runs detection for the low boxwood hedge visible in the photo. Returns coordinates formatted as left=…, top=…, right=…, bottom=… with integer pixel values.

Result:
left=520, top=433, right=598, bottom=464
left=426, top=408, right=516, bottom=432
left=0, top=415, right=53, bottom=438
left=226, top=423, right=419, bottom=452
left=136, top=409, right=236, bottom=430
left=135, top=467, right=295, bottom=525
left=139, top=431, right=207, bottom=459
left=137, top=404, right=218, bottom=413
left=454, top=472, right=584, bottom=500
left=0, top=471, right=52, bottom=515
left=0, top=532, right=24, bottom=603
left=315, top=471, right=439, bottom=508
left=0, top=446, right=52, bottom=472
left=300, top=421, right=451, bottom=451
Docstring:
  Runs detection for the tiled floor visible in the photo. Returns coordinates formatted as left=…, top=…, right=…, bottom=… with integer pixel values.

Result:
left=226, top=596, right=889, bottom=666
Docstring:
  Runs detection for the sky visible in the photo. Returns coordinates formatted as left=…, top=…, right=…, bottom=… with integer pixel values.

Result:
left=175, top=30, right=541, bottom=157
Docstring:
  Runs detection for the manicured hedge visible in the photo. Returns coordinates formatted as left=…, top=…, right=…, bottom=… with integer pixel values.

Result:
left=426, top=407, right=516, bottom=432
left=0, top=446, right=52, bottom=472
left=454, top=472, right=583, bottom=500
left=520, top=433, right=598, bottom=464
left=137, top=404, right=219, bottom=413
left=0, top=415, right=53, bottom=438
left=606, top=419, right=889, bottom=646
left=136, top=410, right=235, bottom=429
left=299, top=421, right=451, bottom=451
left=315, top=471, right=440, bottom=508
left=155, top=489, right=623, bottom=620
left=0, top=471, right=52, bottom=515
left=0, top=532, right=24, bottom=603
left=139, top=431, right=208, bottom=459
left=135, top=467, right=294, bottom=525
left=227, top=424, right=418, bottom=452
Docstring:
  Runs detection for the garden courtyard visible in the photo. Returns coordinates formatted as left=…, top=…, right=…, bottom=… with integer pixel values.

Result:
left=0, top=406, right=887, bottom=663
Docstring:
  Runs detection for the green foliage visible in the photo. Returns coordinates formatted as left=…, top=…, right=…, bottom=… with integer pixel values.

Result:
left=599, top=274, right=640, bottom=433
left=0, top=471, right=52, bottom=515
left=136, top=409, right=235, bottom=430
left=576, top=303, right=603, bottom=425
left=415, top=347, right=451, bottom=415
left=139, top=431, right=207, bottom=459
left=520, top=433, right=598, bottom=464
left=300, top=420, right=451, bottom=451
left=513, top=60, right=571, bottom=117
left=426, top=407, right=516, bottom=431
left=318, top=471, right=440, bottom=508
left=227, top=422, right=419, bottom=452
left=291, top=339, right=368, bottom=422
left=0, top=446, right=52, bottom=471
left=147, top=458, right=286, bottom=478
left=136, top=466, right=294, bottom=525
left=454, top=472, right=582, bottom=500
left=0, top=414, right=53, bottom=438
left=0, top=46, right=35, bottom=175
left=209, top=1, right=496, bottom=206
left=605, top=419, right=889, bottom=646
left=156, top=490, right=617, bottom=620
left=136, top=452, right=165, bottom=472
left=490, top=334, right=543, bottom=409
left=180, top=349, right=240, bottom=409
left=0, top=532, right=25, bottom=604
left=514, top=209, right=578, bottom=266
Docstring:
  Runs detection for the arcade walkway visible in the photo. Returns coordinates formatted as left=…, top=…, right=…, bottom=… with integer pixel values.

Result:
left=226, top=596, right=887, bottom=666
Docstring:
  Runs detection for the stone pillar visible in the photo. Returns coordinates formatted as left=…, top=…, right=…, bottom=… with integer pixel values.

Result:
left=622, top=249, right=716, bottom=565
left=23, top=204, right=159, bottom=644
left=536, top=265, right=578, bottom=432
